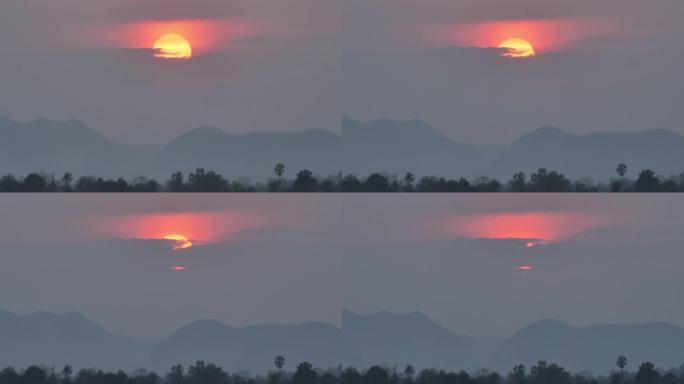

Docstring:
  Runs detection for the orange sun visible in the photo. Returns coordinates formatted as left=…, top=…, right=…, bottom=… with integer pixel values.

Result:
left=163, top=234, right=193, bottom=250
left=498, top=38, right=535, bottom=58
left=153, top=34, right=193, bottom=59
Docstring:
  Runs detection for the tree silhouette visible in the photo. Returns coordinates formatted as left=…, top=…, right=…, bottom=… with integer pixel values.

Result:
left=62, top=365, right=73, bottom=379
left=364, top=173, right=390, bottom=192
left=275, top=355, right=286, bottom=372
left=61, top=172, right=73, bottom=192
left=403, top=365, right=415, bottom=380
left=635, top=170, right=660, bottom=192
left=617, top=356, right=627, bottom=372
left=293, top=170, right=318, bottom=192
left=167, top=172, right=185, bottom=192
left=23, top=173, right=48, bottom=192
left=616, top=163, right=627, bottom=188
left=275, top=163, right=286, bottom=180
left=365, top=366, right=390, bottom=384
left=635, top=362, right=660, bottom=384
left=404, top=173, right=416, bottom=192
left=509, top=364, right=526, bottom=384
left=167, top=364, right=185, bottom=384
left=293, top=362, right=317, bottom=384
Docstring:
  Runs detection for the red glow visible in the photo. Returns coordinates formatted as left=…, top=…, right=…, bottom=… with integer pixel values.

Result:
left=428, top=18, right=612, bottom=54
left=170, top=266, right=186, bottom=272
left=105, top=211, right=269, bottom=246
left=517, top=265, right=534, bottom=271
left=443, top=211, right=605, bottom=242
left=101, top=19, right=253, bottom=56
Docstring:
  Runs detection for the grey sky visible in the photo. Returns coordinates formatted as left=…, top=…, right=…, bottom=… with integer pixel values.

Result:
left=0, top=0, right=341, bottom=145
left=1, top=1, right=682, bottom=144
left=341, top=0, right=684, bottom=144
left=0, top=195, right=682, bottom=338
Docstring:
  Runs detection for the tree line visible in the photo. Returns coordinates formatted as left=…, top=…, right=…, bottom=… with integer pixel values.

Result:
left=1, top=355, right=683, bottom=384
left=1, top=163, right=682, bottom=192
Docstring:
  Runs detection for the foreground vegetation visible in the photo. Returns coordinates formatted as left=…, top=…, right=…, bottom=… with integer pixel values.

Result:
left=1, top=357, right=683, bottom=384
left=1, top=163, right=683, bottom=192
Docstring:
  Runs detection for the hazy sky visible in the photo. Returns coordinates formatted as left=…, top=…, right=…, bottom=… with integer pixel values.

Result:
left=341, top=0, right=684, bottom=144
left=1, top=0, right=682, bottom=144
left=0, top=0, right=341, bottom=144
left=1, top=195, right=683, bottom=337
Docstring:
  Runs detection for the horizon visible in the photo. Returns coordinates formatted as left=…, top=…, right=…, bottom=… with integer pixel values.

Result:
left=8, top=114, right=684, bottom=147
left=3, top=306, right=683, bottom=339
left=2, top=1, right=683, bottom=145
left=2, top=1, right=684, bottom=378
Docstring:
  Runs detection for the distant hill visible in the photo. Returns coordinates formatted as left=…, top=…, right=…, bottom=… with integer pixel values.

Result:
left=3, top=308, right=684, bottom=374
left=341, top=309, right=501, bottom=371
left=0, top=117, right=152, bottom=178
left=490, top=126, right=684, bottom=180
left=1, top=116, right=684, bottom=180
left=0, top=309, right=159, bottom=371
left=342, top=117, right=500, bottom=179
left=494, top=318, right=684, bottom=373
left=150, top=319, right=342, bottom=373
left=151, top=126, right=341, bottom=181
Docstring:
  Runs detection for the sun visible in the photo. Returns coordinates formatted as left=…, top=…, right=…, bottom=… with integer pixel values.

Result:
left=153, top=34, right=193, bottom=60
left=498, top=38, right=535, bottom=58
left=163, top=234, right=193, bottom=250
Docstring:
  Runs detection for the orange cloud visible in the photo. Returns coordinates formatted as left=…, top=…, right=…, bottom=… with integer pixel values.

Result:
left=441, top=210, right=608, bottom=242
left=100, top=19, right=254, bottom=55
left=103, top=210, right=270, bottom=245
left=428, top=18, right=616, bottom=53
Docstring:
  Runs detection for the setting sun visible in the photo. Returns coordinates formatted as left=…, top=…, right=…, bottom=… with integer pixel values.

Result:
left=153, top=34, right=192, bottom=59
left=498, top=38, right=535, bottom=58
left=163, top=234, right=193, bottom=250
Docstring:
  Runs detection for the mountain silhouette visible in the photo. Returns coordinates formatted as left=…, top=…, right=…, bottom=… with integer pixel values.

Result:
left=2, top=116, right=684, bottom=181
left=0, top=117, right=151, bottom=178
left=152, top=126, right=341, bottom=181
left=151, top=319, right=342, bottom=373
left=495, top=318, right=684, bottom=373
left=3, top=308, right=684, bottom=374
left=0, top=309, right=159, bottom=371
left=341, top=309, right=500, bottom=370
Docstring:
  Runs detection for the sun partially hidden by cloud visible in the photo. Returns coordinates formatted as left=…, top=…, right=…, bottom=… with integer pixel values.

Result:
left=439, top=210, right=610, bottom=243
left=100, top=19, right=254, bottom=56
left=163, top=234, right=193, bottom=250
left=499, top=38, right=535, bottom=58
left=428, top=18, right=614, bottom=54
left=153, top=34, right=192, bottom=59
left=100, top=210, right=273, bottom=247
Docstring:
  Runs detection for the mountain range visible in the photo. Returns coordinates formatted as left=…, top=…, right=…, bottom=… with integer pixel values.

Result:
left=2, top=116, right=684, bottom=181
left=2, top=308, right=684, bottom=374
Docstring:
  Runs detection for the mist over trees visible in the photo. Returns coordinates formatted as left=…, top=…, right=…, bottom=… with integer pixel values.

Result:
left=2, top=358, right=684, bottom=384
left=1, top=163, right=684, bottom=192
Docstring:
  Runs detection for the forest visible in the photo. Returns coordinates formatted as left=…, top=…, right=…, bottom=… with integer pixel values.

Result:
left=0, top=163, right=682, bottom=193
left=1, top=357, right=683, bottom=384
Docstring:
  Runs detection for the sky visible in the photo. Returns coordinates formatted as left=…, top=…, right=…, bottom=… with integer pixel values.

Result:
left=341, top=0, right=684, bottom=144
left=1, top=195, right=683, bottom=337
left=1, top=0, right=682, bottom=145
left=0, top=0, right=341, bottom=144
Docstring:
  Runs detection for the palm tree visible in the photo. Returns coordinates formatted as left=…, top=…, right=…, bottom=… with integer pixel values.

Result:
left=404, top=172, right=416, bottom=191
left=62, top=365, right=73, bottom=380
left=403, top=365, right=415, bottom=379
left=617, top=355, right=627, bottom=372
left=275, top=163, right=286, bottom=180
left=616, top=163, right=627, bottom=187
left=274, top=355, right=286, bottom=372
